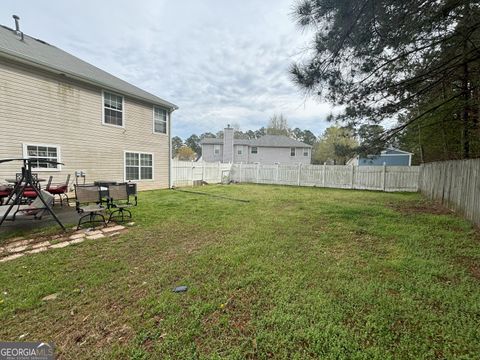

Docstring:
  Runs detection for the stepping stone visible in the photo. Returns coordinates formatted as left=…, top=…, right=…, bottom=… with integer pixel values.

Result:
left=26, top=247, right=48, bottom=254
left=107, top=232, right=121, bottom=237
left=8, top=245, right=28, bottom=253
left=31, top=241, right=51, bottom=249
left=69, top=233, right=86, bottom=240
left=85, top=230, right=103, bottom=236
left=6, top=239, right=30, bottom=249
left=69, top=238, right=85, bottom=245
left=49, top=242, right=70, bottom=249
left=86, top=233, right=105, bottom=240
left=0, top=253, right=25, bottom=262
left=102, top=225, right=125, bottom=233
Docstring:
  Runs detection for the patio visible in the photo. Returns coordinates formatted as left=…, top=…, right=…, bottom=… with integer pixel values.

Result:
left=0, top=205, right=80, bottom=239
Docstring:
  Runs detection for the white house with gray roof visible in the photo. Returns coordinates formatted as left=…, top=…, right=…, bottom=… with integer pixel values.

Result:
left=0, top=17, right=177, bottom=190
left=201, top=127, right=312, bottom=165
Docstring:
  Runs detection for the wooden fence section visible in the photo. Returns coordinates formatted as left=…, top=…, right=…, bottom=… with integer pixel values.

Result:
left=230, top=163, right=420, bottom=192
left=172, top=160, right=232, bottom=187
left=419, top=159, right=480, bottom=226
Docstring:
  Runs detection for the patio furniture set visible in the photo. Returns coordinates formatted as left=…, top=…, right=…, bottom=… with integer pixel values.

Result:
left=0, top=158, right=137, bottom=231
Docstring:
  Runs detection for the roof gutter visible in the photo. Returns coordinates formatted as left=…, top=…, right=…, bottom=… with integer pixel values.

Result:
left=0, top=49, right=179, bottom=110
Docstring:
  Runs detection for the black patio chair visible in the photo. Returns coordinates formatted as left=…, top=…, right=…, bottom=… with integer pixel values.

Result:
left=74, top=184, right=106, bottom=229
left=106, top=183, right=137, bottom=223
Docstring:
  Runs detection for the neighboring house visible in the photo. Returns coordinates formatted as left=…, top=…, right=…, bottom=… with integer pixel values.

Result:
left=201, top=126, right=312, bottom=165
left=0, top=19, right=177, bottom=190
left=347, top=148, right=413, bottom=166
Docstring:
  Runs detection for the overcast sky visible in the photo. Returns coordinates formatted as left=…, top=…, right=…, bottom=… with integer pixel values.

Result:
left=1, top=0, right=334, bottom=139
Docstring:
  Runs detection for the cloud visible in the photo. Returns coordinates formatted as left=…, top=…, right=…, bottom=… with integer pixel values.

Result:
left=1, top=0, right=335, bottom=138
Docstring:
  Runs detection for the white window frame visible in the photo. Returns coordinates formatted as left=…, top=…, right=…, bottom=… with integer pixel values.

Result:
left=303, top=148, right=309, bottom=157
left=102, top=90, right=125, bottom=128
left=237, top=146, right=243, bottom=155
left=22, top=143, right=62, bottom=172
left=251, top=147, right=258, bottom=154
left=214, top=145, right=221, bottom=155
left=124, top=151, right=154, bottom=182
left=290, top=147, right=296, bottom=157
left=152, top=106, right=168, bottom=135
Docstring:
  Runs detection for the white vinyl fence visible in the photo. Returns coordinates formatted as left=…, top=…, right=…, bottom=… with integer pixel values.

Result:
left=229, top=163, right=420, bottom=192
left=419, top=159, right=480, bottom=226
left=172, top=160, right=232, bottom=187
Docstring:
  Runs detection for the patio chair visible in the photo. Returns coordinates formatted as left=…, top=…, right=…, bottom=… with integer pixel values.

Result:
left=47, top=174, right=71, bottom=206
left=106, top=183, right=137, bottom=223
left=0, top=190, right=54, bottom=221
left=0, top=184, right=13, bottom=205
left=75, top=184, right=106, bottom=230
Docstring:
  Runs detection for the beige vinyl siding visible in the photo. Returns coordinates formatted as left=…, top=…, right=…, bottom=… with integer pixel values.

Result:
left=0, top=59, right=169, bottom=190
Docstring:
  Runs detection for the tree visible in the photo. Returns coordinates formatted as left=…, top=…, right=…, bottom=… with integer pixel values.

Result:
left=176, top=146, right=196, bottom=161
left=266, top=113, right=290, bottom=136
left=313, top=126, right=358, bottom=165
left=302, top=130, right=317, bottom=146
left=171, top=136, right=183, bottom=158
left=185, top=134, right=201, bottom=156
left=291, top=0, right=480, bottom=158
left=200, top=132, right=216, bottom=139
left=254, top=127, right=267, bottom=139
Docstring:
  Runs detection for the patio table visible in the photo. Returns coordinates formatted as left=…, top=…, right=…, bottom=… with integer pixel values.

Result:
left=5, top=178, right=46, bottom=184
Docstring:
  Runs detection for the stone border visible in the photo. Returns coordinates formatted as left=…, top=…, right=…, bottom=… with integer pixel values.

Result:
left=0, top=223, right=132, bottom=263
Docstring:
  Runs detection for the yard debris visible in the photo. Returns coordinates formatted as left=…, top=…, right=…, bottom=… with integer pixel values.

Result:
left=42, top=293, right=58, bottom=301
left=173, top=286, right=188, bottom=293
left=18, top=333, right=28, bottom=340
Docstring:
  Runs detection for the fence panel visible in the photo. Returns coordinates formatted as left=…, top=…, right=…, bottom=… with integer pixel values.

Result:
left=172, top=161, right=231, bottom=186
left=229, top=163, right=420, bottom=192
left=419, top=159, right=480, bottom=227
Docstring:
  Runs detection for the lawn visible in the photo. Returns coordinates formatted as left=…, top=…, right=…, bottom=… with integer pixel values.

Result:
left=0, top=184, right=479, bottom=359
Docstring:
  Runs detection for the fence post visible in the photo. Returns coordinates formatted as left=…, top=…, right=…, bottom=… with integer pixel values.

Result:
left=382, top=164, right=387, bottom=191
left=239, top=162, right=243, bottom=183
left=201, top=162, right=205, bottom=182
left=351, top=165, right=355, bottom=189
left=322, top=163, right=326, bottom=187
left=190, top=160, right=193, bottom=186
left=297, top=163, right=302, bottom=186
left=256, top=163, right=260, bottom=183
left=218, top=161, right=221, bottom=183
left=276, top=163, right=279, bottom=183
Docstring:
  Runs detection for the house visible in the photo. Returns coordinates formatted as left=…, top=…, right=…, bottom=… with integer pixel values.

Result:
left=200, top=126, right=312, bottom=164
left=0, top=18, right=177, bottom=190
left=347, top=148, right=413, bottom=166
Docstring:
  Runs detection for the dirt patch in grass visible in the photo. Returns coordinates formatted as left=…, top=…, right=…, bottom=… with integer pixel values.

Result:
left=468, top=264, right=480, bottom=280
left=389, top=200, right=453, bottom=215
left=454, top=255, right=480, bottom=281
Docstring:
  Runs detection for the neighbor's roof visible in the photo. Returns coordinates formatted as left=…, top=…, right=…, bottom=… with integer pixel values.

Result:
left=0, top=25, right=177, bottom=110
left=200, top=135, right=312, bottom=148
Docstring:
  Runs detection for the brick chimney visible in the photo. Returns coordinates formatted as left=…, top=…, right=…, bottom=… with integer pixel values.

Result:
left=223, top=125, right=234, bottom=163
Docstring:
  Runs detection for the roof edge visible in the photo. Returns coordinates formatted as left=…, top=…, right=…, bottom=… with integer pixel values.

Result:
left=0, top=48, right=178, bottom=110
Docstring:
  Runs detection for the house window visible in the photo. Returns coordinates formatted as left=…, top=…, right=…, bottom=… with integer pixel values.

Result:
left=251, top=147, right=258, bottom=154
left=125, top=152, right=153, bottom=181
left=103, top=91, right=124, bottom=127
left=303, top=148, right=309, bottom=157
left=23, top=144, right=61, bottom=171
left=214, top=145, right=221, bottom=155
left=153, top=106, right=167, bottom=134
left=237, top=146, right=243, bottom=155
left=290, top=147, right=296, bottom=156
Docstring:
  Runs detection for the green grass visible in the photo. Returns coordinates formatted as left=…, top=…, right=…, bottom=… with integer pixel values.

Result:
left=0, top=184, right=479, bottom=359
